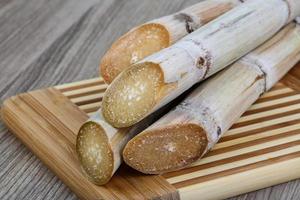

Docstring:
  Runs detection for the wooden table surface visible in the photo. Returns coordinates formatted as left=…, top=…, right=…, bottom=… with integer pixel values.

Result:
left=0, top=0, right=300, bottom=199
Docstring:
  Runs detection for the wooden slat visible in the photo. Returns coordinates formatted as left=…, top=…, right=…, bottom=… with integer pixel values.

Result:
left=269, top=82, right=285, bottom=89
left=260, top=87, right=293, bottom=98
left=78, top=102, right=101, bottom=113
left=55, top=78, right=105, bottom=92
left=62, top=84, right=107, bottom=98
left=177, top=155, right=300, bottom=200
left=88, top=111, right=97, bottom=116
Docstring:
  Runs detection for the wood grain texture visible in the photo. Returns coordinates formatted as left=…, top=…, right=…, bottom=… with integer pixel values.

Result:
left=1, top=0, right=300, bottom=199
left=1, top=88, right=179, bottom=200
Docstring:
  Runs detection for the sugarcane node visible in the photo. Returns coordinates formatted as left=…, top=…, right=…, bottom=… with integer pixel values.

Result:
left=197, top=56, right=206, bottom=68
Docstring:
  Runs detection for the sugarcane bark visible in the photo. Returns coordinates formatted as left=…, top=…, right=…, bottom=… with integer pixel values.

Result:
left=123, top=22, right=300, bottom=174
left=156, top=0, right=243, bottom=43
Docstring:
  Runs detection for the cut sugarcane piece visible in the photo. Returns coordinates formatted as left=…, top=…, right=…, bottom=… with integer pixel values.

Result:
left=123, top=22, right=300, bottom=174
left=76, top=103, right=174, bottom=185
left=103, top=63, right=176, bottom=127
left=76, top=111, right=130, bottom=185
left=102, top=0, right=300, bottom=128
left=77, top=121, right=114, bottom=184
left=100, top=0, right=244, bottom=83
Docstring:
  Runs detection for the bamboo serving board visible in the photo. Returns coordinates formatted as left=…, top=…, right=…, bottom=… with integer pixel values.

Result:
left=2, top=65, right=300, bottom=200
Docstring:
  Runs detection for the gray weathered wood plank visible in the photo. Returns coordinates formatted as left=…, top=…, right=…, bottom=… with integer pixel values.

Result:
left=0, top=0, right=299, bottom=199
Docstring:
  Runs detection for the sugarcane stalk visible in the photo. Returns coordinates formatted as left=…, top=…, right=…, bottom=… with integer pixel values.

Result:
left=123, top=22, right=300, bottom=174
left=102, top=0, right=300, bottom=128
left=76, top=102, right=176, bottom=185
left=100, top=0, right=244, bottom=84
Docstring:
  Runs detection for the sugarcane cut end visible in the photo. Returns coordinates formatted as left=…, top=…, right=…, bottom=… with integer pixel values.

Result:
left=76, top=121, right=114, bottom=185
left=100, top=23, right=170, bottom=84
left=102, top=62, right=171, bottom=128
left=123, top=123, right=208, bottom=174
